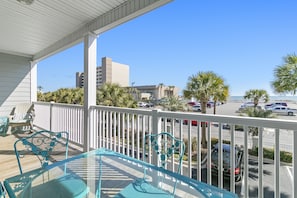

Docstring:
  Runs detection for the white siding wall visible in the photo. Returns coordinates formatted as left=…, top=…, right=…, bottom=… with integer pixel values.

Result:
left=0, top=53, right=33, bottom=116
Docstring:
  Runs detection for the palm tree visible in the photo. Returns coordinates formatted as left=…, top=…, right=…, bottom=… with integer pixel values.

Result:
left=162, top=96, right=186, bottom=112
left=183, top=71, right=228, bottom=148
left=241, top=107, right=275, bottom=136
left=211, top=82, right=229, bottom=115
left=272, top=54, right=297, bottom=95
left=97, top=83, right=137, bottom=108
left=243, top=89, right=269, bottom=108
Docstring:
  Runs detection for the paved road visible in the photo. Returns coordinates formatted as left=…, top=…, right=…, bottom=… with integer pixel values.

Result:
left=189, top=156, right=293, bottom=198
left=156, top=102, right=296, bottom=197
left=163, top=122, right=294, bottom=152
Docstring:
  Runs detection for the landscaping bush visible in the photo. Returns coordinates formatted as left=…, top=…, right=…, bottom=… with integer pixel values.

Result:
left=249, top=147, right=292, bottom=163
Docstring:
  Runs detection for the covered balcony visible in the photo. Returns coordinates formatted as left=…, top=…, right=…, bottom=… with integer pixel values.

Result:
left=0, top=1, right=296, bottom=198
left=29, top=102, right=295, bottom=198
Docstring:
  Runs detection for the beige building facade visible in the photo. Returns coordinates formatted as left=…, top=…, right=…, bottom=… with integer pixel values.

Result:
left=76, top=57, right=129, bottom=88
left=132, top=85, right=179, bottom=100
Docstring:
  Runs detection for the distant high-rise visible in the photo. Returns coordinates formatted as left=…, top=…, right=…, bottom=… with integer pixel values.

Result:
left=76, top=57, right=129, bottom=88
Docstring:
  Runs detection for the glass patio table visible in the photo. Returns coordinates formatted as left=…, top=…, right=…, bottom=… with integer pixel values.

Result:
left=4, top=148, right=238, bottom=198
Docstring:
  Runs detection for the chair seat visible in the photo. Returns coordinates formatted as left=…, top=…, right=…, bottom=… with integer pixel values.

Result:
left=24, top=174, right=89, bottom=198
left=116, top=179, right=172, bottom=198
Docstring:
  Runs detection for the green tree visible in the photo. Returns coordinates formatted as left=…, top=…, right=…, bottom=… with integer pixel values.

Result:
left=243, top=89, right=269, bottom=107
left=37, top=88, right=84, bottom=104
left=183, top=71, right=228, bottom=148
left=272, top=54, right=297, bottom=95
left=211, top=80, right=229, bottom=115
left=97, top=83, right=137, bottom=108
left=241, top=107, right=275, bottom=136
left=161, top=96, right=186, bottom=112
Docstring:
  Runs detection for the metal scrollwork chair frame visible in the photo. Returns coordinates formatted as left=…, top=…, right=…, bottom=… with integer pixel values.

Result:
left=145, top=132, right=185, bottom=174
left=144, top=132, right=185, bottom=192
left=12, top=130, right=89, bottom=198
left=0, top=181, right=5, bottom=198
left=14, top=130, right=69, bottom=174
left=116, top=132, right=185, bottom=197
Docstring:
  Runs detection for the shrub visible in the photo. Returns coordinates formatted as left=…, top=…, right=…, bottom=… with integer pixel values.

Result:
left=249, top=147, right=292, bottom=163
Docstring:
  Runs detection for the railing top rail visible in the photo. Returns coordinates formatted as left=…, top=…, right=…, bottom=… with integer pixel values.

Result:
left=35, top=102, right=297, bottom=131
left=158, top=110, right=297, bottom=130
left=90, top=105, right=153, bottom=116
left=34, top=101, right=83, bottom=109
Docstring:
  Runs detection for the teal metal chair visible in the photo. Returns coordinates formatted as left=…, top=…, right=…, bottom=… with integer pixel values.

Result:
left=0, top=181, right=5, bottom=198
left=0, top=116, right=9, bottom=136
left=13, top=130, right=89, bottom=198
left=116, top=132, right=185, bottom=197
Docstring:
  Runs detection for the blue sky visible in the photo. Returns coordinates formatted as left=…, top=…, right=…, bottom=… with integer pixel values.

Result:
left=38, top=0, right=297, bottom=96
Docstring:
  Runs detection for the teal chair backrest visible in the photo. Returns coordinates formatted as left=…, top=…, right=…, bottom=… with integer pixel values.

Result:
left=14, top=130, right=69, bottom=174
left=0, top=181, right=5, bottom=198
left=144, top=132, right=185, bottom=174
left=0, top=117, right=9, bottom=136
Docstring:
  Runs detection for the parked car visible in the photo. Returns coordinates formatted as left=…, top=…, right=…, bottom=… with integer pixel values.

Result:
left=237, top=102, right=255, bottom=112
left=183, top=120, right=208, bottom=127
left=192, top=104, right=201, bottom=112
left=211, top=143, right=244, bottom=182
left=138, top=102, right=147, bottom=107
left=145, top=103, right=154, bottom=107
left=267, top=105, right=297, bottom=116
left=264, top=102, right=287, bottom=109
left=222, top=124, right=244, bottom=131
left=187, top=101, right=197, bottom=106
left=207, top=101, right=214, bottom=108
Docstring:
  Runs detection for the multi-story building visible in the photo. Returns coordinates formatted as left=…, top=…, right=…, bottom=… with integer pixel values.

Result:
left=76, top=57, right=178, bottom=101
left=76, top=57, right=129, bottom=88
left=132, top=84, right=179, bottom=100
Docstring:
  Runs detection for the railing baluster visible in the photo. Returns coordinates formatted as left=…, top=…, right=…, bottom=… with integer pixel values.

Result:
left=274, top=128, right=280, bottom=198
left=294, top=130, right=297, bottom=198
left=136, top=114, right=140, bottom=160
left=197, top=123, right=201, bottom=181
left=218, top=123, right=223, bottom=188
left=141, top=116, right=145, bottom=161
left=230, top=124, right=235, bottom=192
left=179, top=120, right=184, bottom=175
left=116, top=112, right=119, bottom=151
left=259, top=127, right=263, bottom=198
left=188, top=122, right=192, bottom=178
left=99, top=110, right=102, bottom=148
left=127, top=114, right=130, bottom=156
left=121, top=113, right=125, bottom=155
left=108, top=111, right=111, bottom=149
left=243, top=126, right=249, bottom=198
left=207, top=122, right=212, bottom=185
left=113, top=112, right=117, bottom=151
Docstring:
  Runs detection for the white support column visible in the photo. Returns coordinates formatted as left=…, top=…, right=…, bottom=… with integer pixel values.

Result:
left=30, top=61, right=37, bottom=102
left=83, top=32, right=97, bottom=152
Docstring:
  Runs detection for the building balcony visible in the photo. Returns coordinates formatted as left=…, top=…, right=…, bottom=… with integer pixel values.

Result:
left=20, top=101, right=297, bottom=198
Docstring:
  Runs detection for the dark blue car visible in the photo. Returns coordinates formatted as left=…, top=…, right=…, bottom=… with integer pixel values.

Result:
left=211, top=143, right=244, bottom=182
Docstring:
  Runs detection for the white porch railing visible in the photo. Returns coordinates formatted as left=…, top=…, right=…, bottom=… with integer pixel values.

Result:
left=33, top=102, right=297, bottom=198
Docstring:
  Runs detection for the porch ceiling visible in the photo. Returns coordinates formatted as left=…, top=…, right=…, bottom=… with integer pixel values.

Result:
left=0, top=0, right=172, bottom=61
